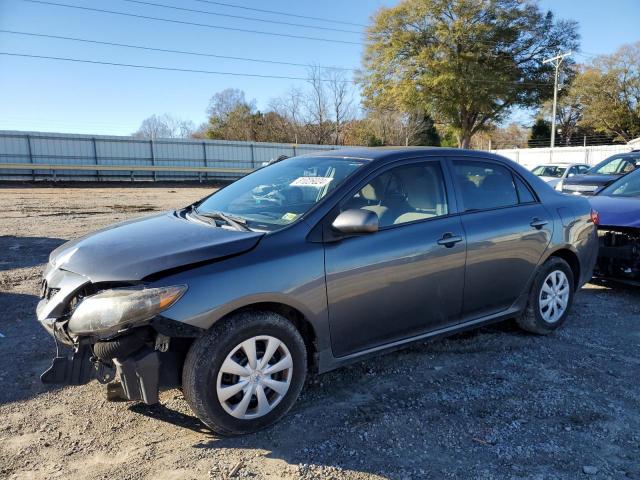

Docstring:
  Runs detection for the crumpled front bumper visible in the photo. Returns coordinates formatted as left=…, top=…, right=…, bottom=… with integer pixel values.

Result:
left=36, top=264, right=194, bottom=405
left=40, top=340, right=98, bottom=385
left=38, top=325, right=168, bottom=405
left=37, top=266, right=87, bottom=315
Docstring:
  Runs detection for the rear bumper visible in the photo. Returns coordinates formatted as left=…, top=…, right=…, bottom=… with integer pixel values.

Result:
left=577, top=226, right=599, bottom=289
left=595, top=228, right=640, bottom=282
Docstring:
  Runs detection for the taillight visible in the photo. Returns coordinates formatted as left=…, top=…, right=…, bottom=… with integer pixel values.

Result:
left=590, top=209, right=600, bottom=225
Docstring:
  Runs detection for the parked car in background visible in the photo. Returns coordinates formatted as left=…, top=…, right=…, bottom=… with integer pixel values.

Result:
left=560, top=151, right=640, bottom=195
left=36, top=148, right=598, bottom=435
left=531, top=163, right=590, bottom=189
left=589, top=167, right=640, bottom=284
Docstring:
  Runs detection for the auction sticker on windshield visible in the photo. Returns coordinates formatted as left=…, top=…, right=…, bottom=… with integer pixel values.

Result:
left=290, top=177, right=333, bottom=187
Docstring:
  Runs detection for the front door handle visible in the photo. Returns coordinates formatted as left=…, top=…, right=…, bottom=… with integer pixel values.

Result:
left=437, top=233, right=463, bottom=248
left=530, top=218, right=549, bottom=230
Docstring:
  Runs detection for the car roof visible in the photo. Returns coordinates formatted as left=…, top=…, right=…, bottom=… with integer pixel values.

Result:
left=307, top=146, right=502, bottom=163
left=607, top=151, right=640, bottom=158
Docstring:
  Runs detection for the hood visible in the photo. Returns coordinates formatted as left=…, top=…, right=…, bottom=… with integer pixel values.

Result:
left=563, top=173, right=619, bottom=187
left=49, top=212, right=264, bottom=282
left=589, top=195, right=640, bottom=229
left=540, top=177, right=561, bottom=187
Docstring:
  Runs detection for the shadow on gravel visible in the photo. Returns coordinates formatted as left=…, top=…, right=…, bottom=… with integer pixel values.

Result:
left=0, top=235, right=66, bottom=271
left=0, top=292, right=68, bottom=405
left=129, top=403, right=210, bottom=434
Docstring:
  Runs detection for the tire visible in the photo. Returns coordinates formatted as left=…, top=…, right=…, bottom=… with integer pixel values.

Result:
left=516, top=257, right=575, bottom=335
left=182, top=310, right=307, bottom=436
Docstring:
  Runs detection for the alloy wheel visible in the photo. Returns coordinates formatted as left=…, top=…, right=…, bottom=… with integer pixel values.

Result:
left=216, top=335, right=293, bottom=420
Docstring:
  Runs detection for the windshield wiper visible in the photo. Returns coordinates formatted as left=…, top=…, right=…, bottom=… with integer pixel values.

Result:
left=193, top=208, right=252, bottom=232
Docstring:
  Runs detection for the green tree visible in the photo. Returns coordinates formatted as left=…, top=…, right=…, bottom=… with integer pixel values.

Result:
left=342, top=119, right=384, bottom=146
left=412, top=113, right=441, bottom=146
left=359, top=0, right=579, bottom=148
left=205, top=88, right=256, bottom=141
left=528, top=118, right=552, bottom=147
left=573, top=42, right=640, bottom=142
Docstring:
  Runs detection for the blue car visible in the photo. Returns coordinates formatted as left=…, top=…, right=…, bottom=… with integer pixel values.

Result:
left=560, top=151, right=640, bottom=195
left=589, top=168, right=640, bottom=283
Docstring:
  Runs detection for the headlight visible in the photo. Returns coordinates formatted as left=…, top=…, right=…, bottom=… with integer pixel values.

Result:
left=68, top=285, right=187, bottom=336
left=555, top=181, right=563, bottom=191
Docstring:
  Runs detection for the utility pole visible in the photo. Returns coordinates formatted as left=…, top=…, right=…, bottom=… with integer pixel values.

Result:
left=543, top=51, right=571, bottom=148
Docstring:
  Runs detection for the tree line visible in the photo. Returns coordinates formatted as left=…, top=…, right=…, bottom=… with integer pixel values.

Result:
left=133, top=0, right=640, bottom=149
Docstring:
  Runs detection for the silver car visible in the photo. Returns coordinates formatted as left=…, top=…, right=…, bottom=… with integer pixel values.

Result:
left=531, top=163, right=590, bottom=190
left=37, top=148, right=599, bottom=435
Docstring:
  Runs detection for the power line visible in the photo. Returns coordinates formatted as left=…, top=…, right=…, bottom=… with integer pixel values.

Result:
left=0, top=51, right=357, bottom=82
left=574, top=50, right=602, bottom=59
left=16, top=0, right=575, bottom=58
left=0, top=30, right=357, bottom=71
left=190, top=0, right=367, bottom=28
left=0, top=50, right=555, bottom=87
left=21, top=0, right=361, bottom=45
left=119, top=0, right=362, bottom=35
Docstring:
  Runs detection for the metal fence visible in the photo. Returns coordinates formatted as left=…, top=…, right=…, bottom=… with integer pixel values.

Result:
left=0, top=130, right=345, bottom=182
left=1, top=130, right=634, bottom=182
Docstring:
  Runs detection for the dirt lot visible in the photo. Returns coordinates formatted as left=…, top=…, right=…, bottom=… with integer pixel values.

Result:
left=1, top=183, right=639, bottom=480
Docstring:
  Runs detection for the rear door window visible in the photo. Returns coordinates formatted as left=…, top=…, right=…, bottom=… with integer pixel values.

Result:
left=453, top=161, right=519, bottom=211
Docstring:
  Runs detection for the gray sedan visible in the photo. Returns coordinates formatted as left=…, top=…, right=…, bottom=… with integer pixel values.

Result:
left=37, top=148, right=598, bottom=435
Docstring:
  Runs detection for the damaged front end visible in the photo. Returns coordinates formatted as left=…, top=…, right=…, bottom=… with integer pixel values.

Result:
left=37, top=266, right=200, bottom=404
left=595, top=227, right=640, bottom=284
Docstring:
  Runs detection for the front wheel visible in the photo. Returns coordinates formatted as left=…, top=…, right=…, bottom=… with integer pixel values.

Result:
left=182, top=311, right=307, bottom=436
left=517, top=257, right=575, bottom=335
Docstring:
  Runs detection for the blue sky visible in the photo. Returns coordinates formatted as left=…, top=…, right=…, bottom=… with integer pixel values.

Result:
left=0, top=0, right=638, bottom=136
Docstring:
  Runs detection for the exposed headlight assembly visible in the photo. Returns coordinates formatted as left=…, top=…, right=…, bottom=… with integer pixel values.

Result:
left=68, top=285, right=187, bottom=336
left=555, top=180, right=563, bottom=191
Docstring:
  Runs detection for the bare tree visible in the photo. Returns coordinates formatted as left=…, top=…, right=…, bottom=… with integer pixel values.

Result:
left=269, top=86, right=304, bottom=144
left=326, top=69, right=355, bottom=145
left=132, top=114, right=195, bottom=139
left=206, top=88, right=255, bottom=120
left=304, top=66, right=331, bottom=144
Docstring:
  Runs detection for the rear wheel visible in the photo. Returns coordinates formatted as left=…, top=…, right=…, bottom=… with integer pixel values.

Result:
left=182, top=311, right=307, bottom=436
left=517, top=257, right=575, bottom=334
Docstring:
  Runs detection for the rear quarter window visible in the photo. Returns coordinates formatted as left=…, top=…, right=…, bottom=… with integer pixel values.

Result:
left=514, top=175, right=536, bottom=203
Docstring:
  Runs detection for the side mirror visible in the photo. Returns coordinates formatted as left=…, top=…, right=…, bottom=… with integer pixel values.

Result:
left=332, top=209, right=379, bottom=234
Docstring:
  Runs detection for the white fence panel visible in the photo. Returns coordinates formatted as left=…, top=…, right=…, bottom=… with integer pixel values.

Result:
left=493, top=144, right=634, bottom=170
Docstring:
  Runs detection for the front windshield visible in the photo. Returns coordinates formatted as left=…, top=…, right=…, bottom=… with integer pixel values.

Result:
left=600, top=169, right=640, bottom=197
left=590, top=154, right=640, bottom=175
left=195, top=156, right=366, bottom=231
left=532, top=165, right=566, bottom=178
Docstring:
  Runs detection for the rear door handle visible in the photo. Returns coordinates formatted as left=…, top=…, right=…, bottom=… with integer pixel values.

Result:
left=530, top=218, right=549, bottom=229
left=437, top=233, right=463, bottom=247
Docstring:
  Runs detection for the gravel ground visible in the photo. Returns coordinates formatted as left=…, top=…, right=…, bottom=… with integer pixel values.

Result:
left=1, top=183, right=639, bottom=480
